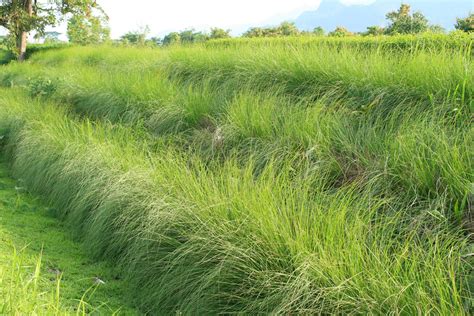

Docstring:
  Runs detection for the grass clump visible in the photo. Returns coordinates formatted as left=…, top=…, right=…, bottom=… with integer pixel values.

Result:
left=0, top=35, right=472, bottom=314
left=0, top=155, right=137, bottom=314
left=0, top=86, right=472, bottom=314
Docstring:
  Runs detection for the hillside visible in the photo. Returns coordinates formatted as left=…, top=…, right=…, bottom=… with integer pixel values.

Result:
left=0, top=35, right=473, bottom=314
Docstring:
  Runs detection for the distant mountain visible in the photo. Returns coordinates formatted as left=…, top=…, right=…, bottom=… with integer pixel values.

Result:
left=294, top=0, right=473, bottom=33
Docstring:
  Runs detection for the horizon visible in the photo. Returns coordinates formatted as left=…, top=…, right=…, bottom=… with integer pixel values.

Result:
left=0, top=0, right=472, bottom=40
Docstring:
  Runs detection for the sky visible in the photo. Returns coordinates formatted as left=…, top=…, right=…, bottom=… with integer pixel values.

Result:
left=0, top=0, right=378, bottom=39
left=99, top=0, right=324, bottom=37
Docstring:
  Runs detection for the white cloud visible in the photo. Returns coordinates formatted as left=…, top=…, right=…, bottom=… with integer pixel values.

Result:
left=98, top=0, right=322, bottom=37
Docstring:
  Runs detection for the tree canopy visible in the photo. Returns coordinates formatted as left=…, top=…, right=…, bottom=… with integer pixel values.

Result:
left=0, top=0, right=103, bottom=59
left=243, top=22, right=300, bottom=38
left=67, top=8, right=109, bottom=45
left=385, top=4, right=429, bottom=35
left=328, top=26, right=353, bottom=37
left=455, top=13, right=473, bottom=33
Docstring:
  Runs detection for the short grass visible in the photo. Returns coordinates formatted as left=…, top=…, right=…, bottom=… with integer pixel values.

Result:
left=0, top=157, right=138, bottom=315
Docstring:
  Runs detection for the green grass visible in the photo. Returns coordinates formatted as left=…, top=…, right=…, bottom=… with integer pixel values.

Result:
left=0, top=35, right=472, bottom=314
left=0, top=157, right=138, bottom=314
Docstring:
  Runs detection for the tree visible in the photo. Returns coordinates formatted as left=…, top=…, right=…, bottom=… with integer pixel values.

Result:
left=120, top=26, right=149, bottom=46
left=243, top=27, right=265, bottom=38
left=243, top=22, right=300, bottom=38
left=148, top=36, right=162, bottom=46
left=0, top=0, right=104, bottom=60
left=328, top=26, right=353, bottom=37
left=385, top=4, right=428, bottom=35
left=162, top=32, right=180, bottom=45
left=177, top=29, right=208, bottom=44
left=209, top=27, right=230, bottom=40
left=455, top=13, right=474, bottom=33
left=313, top=26, right=324, bottom=36
left=0, top=35, right=6, bottom=46
left=277, top=21, right=299, bottom=36
left=67, top=11, right=109, bottom=45
left=364, top=26, right=385, bottom=36
left=179, top=29, right=195, bottom=43
left=428, top=24, right=445, bottom=34
left=191, top=31, right=208, bottom=43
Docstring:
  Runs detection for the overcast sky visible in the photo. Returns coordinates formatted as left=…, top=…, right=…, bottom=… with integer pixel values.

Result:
left=0, top=0, right=377, bottom=38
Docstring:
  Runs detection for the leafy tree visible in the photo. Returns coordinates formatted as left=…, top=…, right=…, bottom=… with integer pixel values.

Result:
left=0, top=0, right=103, bottom=60
left=162, top=32, right=180, bottom=45
left=179, top=29, right=195, bottom=43
left=428, top=24, right=445, bottom=34
left=177, top=29, right=208, bottom=44
left=243, top=27, right=265, bottom=38
left=328, top=26, right=353, bottom=37
left=455, top=13, right=474, bottom=33
left=67, top=11, right=109, bottom=45
left=385, top=4, right=428, bottom=35
left=191, top=31, right=208, bottom=43
left=364, top=26, right=385, bottom=36
left=148, top=36, right=162, bottom=46
left=313, top=26, right=325, bottom=36
left=120, top=26, right=149, bottom=46
left=209, top=27, right=230, bottom=39
left=278, top=21, right=299, bottom=36
left=243, top=22, right=300, bottom=38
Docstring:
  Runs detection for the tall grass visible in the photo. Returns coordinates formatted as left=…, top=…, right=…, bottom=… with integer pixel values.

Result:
left=0, top=35, right=472, bottom=314
left=0, top=86, right=472, bottom=313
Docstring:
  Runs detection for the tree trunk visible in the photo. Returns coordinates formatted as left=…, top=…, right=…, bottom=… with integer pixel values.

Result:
left=16, top=0, right=33, bottom=61
left=17, top=31, right=28, bottom=61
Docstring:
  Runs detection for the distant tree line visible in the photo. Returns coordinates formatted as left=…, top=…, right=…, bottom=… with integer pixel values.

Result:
left=116, top=27, right=231, bottom=46
left=114, top=4, right=472, bottom=47
left=0, top=0, right=474, bottom=54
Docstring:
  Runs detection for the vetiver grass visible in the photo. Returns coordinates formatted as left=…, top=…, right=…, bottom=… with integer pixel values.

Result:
left=0, top=34, right=472, bottom=314
left=0, top=84, right=472, bottom=313
left=0, top=153, right=137, bottom=315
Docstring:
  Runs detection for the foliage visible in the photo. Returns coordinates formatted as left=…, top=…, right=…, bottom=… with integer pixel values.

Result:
left=210, top=27, right=231, bottom=39
left=120, top=26, right=150, bottom=46
left=313, top=26, right=325, bottom=36
left=243, top=21, right=300, bottom=37
left=364, top=25, right=385, bottom=36
left=161, top=29, right=211, bottom=46
left=455, top=13, right=474, bottom=33
left=278, top=21, right=300, bottom=36
left=328, top=26, right=353, bottom=37
left=0, top=0, right=104, bottom=58
left=67, top=11, right=110, bottom=45
left=0, top=36, right=472, bottom=313
left=0, top=158, right=137, bottom=314
left=385, top=4, right=429, bottom=35
left=41, top=31, right=62, bottom=43
left=428, top=24, right=445, bottom=34
left=162, top=32, right=181, bottom=45
left=28, top=77, right=57, bottom=97
left=179, top=29, right=208, bottom=43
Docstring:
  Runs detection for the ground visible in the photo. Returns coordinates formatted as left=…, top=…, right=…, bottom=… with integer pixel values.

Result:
left=0, top=157, right=138, bottom=315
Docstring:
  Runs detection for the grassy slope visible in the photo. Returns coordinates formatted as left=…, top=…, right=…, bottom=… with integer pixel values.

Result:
left=0, top=35, right=472, bottom=314
left=0, top=158, right=138, bottom=315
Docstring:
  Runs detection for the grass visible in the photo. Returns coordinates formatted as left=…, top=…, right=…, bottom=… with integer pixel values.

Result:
left=0, top=34, right=472, bottom=314
left=0, top=156, right=138, bottom=314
